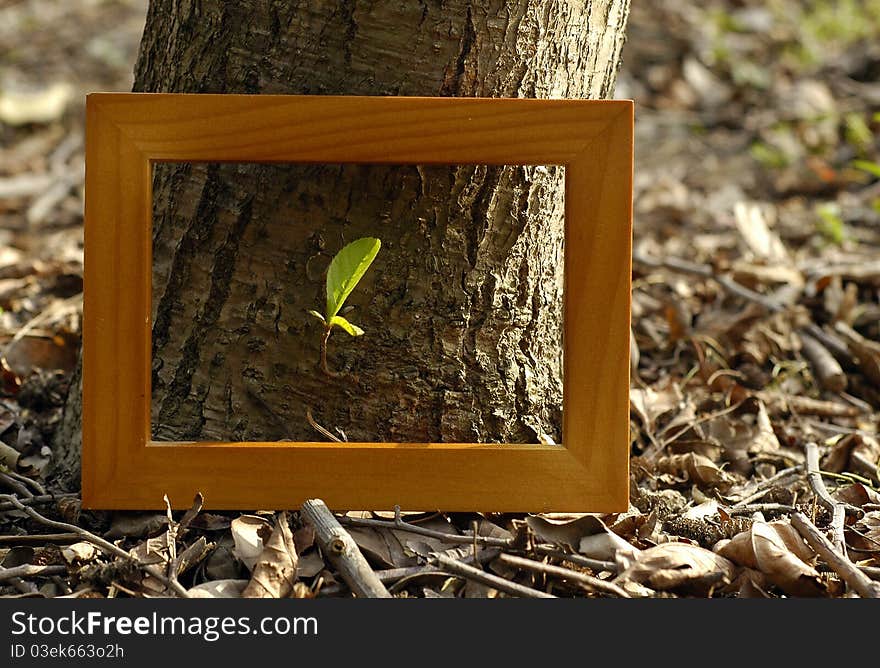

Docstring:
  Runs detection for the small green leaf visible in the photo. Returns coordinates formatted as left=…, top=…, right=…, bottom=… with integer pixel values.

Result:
left=326, top=237, right=381, bottom=319
left=329, top=315, right=364, bottom=336
left=307, top=309, right=326, bottom=324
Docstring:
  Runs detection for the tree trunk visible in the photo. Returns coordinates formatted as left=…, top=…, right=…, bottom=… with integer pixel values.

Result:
left=54, top=0, right=629, bottom=487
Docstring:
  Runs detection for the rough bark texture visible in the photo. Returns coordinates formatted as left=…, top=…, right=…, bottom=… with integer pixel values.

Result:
left=55, top=0, right=629, bottom=481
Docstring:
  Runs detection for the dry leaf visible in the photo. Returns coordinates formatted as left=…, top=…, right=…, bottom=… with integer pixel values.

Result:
left=835, top=483, right=880, bottom=508
left=848, top=511, right=880, bottom=553
left=716, top=520, right=824, bottom=596
left=656, top=452, right=736, bottom=490
left=104, top=513, right=168, bottom=540
left=347, top=521, right=452, bottom=569
left=835, top=322, right=880, bottom=386
left=62, top=542, right=98, bottom=564
left=750, top=522, right=825, bottom=596
left=616, top=542, right=737, bottom=595
left=526, top=514, right=637, bottom=561
left=242, top=511, right=298, bottom=599
left=231, top=515, right=272, bottom=572
left=296, top=550, right=325, bottom=579
left=188, top=579, right=248, bottom=599
left=630, top=385, right=682, bottom=433
left=129, top=534, right=172, bottom=567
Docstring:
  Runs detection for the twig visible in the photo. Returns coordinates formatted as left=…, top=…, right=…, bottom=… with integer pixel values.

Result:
left=727, top=503, right=798, bottom=516
left=802, top=324, right=855, bottom=368
left=0, top=533, right=81, bottom=544
left=790, top=512, right=880, bottom=598
left=1, top=469, right=45, bottom=496
left=633, top=252, right=784, bottom=312
left=306, top=408, right=343, bottom=442
left=0, top=494, right=190, bottom=598
left=729, top=466, right=803, bottom=509
left=804, top=441, right=862, bottom=518
left=800, top=333, right=846, bottom=392
left=430, top=553, right=556, bottom=598
left=0, top=493, right=78, bottom=512
left=338, top=507, right=513, bottom=549
left=494, top=553, right=630, bottom=598
left=317, top=547, right=500, bottom=597
left=0, top=564, right=67, bottom=582
left=831, top=505, right=846, bottom=555
left=532, top=546, right=618, bottom=573
left=0, top=472, right=33, bottom=498
left=301, top=498, right=391, bottom=598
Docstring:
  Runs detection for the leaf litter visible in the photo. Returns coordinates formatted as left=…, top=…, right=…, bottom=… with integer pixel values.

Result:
left=1, top=0, right=880, bottom=598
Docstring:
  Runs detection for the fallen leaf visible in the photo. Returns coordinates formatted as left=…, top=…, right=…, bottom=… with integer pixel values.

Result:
left=834, top=483, right=880, bottom=508
left=656, top=453, right=737, bottom=490
left=204, top=538, right=240, bottom=581
left=615, top=542, right=737, bottom=595
left=129, top=534, right=172, bottom=567
left=630, top=385, right=683, bottom=433
left=716, top=520, right=824, bottom=596
left=847, top=511, right=880, bottom=554
left=526, top=514, right=603, bottom=549
left=175, top=537, right=212, bottom=576
left=750, top=522, right=825, bottom=596
left=296, top=550, right=325, bottom=579
left=525, top=514, right=637, bottom=561
left=104, top=513, right=168, bottom=540
left=242, top=511, right=298, bottom=599
left=62, top=542, right=98, bottom=564
left=188, top=579, right=248, bottom=599
left=231, top=515, right=272, bottom=572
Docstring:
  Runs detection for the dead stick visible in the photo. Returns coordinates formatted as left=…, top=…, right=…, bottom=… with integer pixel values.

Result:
left=800, top=333, right=847, bottom=392
left=494, top=553, right=630, bottom=598
left=0, top=533, right=81, bottom=544
left=791, top=512, right=880, bottom=598
left=0, top=472, right=33, bottom=498
left=301, top=498, right=391, bottom=598
left=339, top=510, right=513, bottom=549
left=532, top=546, right=618, bottom=574
left=730, top=466, right=802, bottom=509
left=803, top=324, right=855, bottom=367
left=831, top=505, right=846, bottom=556
left=430, top=553, right=555, bottom=598
left=0, top=564, right=67, bottom=582
left=0, top=494, right=190, bottom=598
left=633, top=253, right=784, bottom=312
left=2, top=469, right=45, bottom=496
left=727, top=503, right=798, bottom=516
left=318, top=547, right=500, bottom=597
left=804, top=442, right=862, bottom=518
left=0, top=493, right=77, bottom=512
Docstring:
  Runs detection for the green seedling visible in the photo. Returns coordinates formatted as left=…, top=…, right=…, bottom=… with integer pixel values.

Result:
left=308, top=237, right=381, bottom=377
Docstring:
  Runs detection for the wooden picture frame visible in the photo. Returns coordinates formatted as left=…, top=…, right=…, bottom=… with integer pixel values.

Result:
left=83, top=93, right=633, bottom=511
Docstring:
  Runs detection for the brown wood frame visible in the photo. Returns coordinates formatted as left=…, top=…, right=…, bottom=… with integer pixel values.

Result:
left=83, top=93, right=632, bottom=511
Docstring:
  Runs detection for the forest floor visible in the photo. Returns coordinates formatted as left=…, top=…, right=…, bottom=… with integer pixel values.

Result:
left=1, top=0, right=879, bottom=599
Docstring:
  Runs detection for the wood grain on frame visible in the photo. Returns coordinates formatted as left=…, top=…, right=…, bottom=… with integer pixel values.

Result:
left=83, top=94, right=632, bottom=511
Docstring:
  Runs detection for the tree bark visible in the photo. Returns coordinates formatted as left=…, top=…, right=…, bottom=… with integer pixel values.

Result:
left=55, top=0, right=630, bottom=486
